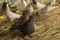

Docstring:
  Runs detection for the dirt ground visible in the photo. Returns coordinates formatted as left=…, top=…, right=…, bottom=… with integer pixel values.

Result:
left=0, top=0, right=60, bottom=40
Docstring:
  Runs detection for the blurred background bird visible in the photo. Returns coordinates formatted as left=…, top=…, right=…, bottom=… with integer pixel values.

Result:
left=1, top=0, right=22, bottom=21
left=39, top=0, right=53, bottom=13
left=21, top=0, right=27, bottom=7
left=39, top=0, right=56, bottom=13
left=31, top=0, right=56, bottom=12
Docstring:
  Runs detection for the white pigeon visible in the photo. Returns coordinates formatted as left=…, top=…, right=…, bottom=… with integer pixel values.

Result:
left=32, top=0, right=45, bottom=10
left=32, top=0, right=56, bottom=13
left=2, top=0, right=22, bottom=21
left=40, top=0, right=56, bottom=12
left=32, top=0, right=56, bottom=12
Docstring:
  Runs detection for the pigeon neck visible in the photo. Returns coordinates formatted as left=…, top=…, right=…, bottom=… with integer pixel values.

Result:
left=6, top=3, right=10, bottom=12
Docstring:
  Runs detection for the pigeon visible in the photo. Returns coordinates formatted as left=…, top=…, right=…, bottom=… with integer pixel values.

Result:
left=2, top=0, right=22, bottom=21
left=10, top=3, right=35, bottom=37
left=32, top=0, right=55, bottom=12
left=32, top=0, right=45, bottom=10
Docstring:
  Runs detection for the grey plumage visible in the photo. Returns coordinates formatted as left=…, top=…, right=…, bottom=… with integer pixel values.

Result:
left=10, top=3, right=35, bottom=37
left=32, top=0, right=55, bottom=13
left=32, top=0, right=45, bottom=10
left=40, top=0, right=52, bottom=13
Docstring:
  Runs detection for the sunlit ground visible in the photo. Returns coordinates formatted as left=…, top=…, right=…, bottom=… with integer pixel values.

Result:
left=0, top=0, right=60, bottom=40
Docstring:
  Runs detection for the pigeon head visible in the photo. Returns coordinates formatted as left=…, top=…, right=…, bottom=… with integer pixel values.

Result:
left=2, top=2, right=7, bottom=11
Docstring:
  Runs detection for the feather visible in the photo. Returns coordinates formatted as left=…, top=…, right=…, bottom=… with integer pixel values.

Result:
left=32, top=0, right=45, bottom=10
left=22, top=0, right=27, bottom=7
left=40, top=0, right=55, bottom=13
left=10, top=3, right=35, bottom=36
left=2, top=2, right=22, bottom=21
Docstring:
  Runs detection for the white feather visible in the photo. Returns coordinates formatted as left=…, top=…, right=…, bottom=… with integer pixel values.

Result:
left=22, top=0, right=27, bottom=7
left=6, top=4, right=22, bottom=21
left=32, top=0, right=45, bottom=10
left=36, top=2, right=45, bottom=10
left=33, top=0, right=55, bottom=12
